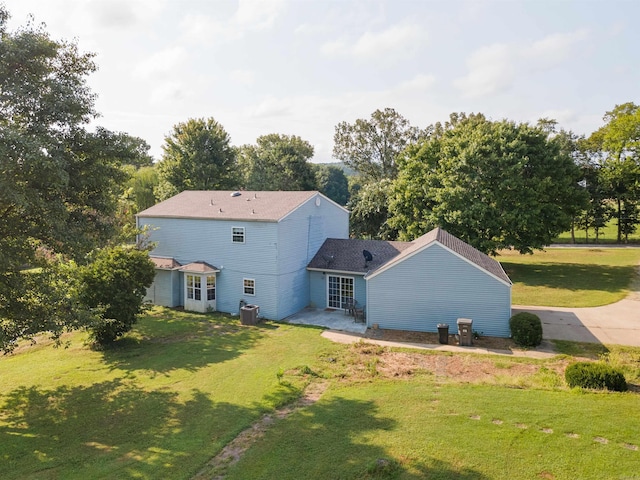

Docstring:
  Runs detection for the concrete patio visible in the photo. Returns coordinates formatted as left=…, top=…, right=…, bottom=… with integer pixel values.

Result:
left=285, top=307, right=367, bottom=334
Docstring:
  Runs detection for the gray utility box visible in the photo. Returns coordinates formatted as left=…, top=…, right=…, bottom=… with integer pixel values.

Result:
left=457, top=318, right=473, bottom=346
left=240, top=304, right=260, bottom=325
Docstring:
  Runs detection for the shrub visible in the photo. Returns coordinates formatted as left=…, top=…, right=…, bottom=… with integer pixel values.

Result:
left=79, top=246, right=156, bottom=345
left=509, top=312, right=543, bottom=347
left=565, top=362, right=628, bottom=392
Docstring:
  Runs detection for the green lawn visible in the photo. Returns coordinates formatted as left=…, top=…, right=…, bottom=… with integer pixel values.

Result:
left=226, top=380, right=639, bottom=480
left=554, top=220, right=640, bottom=244
left=496, top=247, right=640, bottom=307
left=1, top=310, right=639, bottom=479
left=0, top=308, right=340, bottom=479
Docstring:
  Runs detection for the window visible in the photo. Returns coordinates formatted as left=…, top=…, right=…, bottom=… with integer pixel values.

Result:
left=232, top=227, right=245, bottom=243
left=328, top=275, right=354, bottom=309
left=186, top=275, right=201, bottom=300
left=243, top=278, right=255, bottom=296
left=206, top=275, right=216, bottom=301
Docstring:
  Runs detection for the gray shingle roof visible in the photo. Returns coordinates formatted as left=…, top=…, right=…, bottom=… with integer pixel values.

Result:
left=308, top=228, right=511, bottom=285
left=137, top=190, right=334, bottom=222
left=307, top=238, right=412, bottom=274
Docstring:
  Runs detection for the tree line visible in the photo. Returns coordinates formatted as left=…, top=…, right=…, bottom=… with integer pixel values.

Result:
left=339, top=105, right=640, bottom=253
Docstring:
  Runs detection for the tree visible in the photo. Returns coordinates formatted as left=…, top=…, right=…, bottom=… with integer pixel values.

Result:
left=155, top=117, right=238, bottom=200
left=588, top=103, right=640, bottom=242
left=348, top=179, right=398, bottom=239
left=332, top=108, right=422, bottom=181
left=127, top=166, right=159, bottom=213
left=314, top=164, right=349, bottom=205
left=237, top=133, right=316, bottom=191
left=0, top=7, right=144, bottom=350
left=78, top=246, right=155, bottom=345
left=389, top=114, right=588, bottom=254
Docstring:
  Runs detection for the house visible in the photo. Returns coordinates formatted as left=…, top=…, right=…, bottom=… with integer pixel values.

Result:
left=307, top=228, right=512, bottom=337
left=137, top=190, right=349, bottom=319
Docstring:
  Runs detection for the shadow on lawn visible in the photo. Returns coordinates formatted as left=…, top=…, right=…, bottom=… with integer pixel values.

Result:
left=501, top=262, right=636, bottom=293
left=0, top=380, right=259, bottom=479
left=99, top=309, right=272, bottom=375
left=226, top=394, right=488, bottom=480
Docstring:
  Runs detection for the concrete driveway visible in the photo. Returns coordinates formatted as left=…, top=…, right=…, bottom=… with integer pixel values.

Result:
left=513, top=293, right=640, bottom=347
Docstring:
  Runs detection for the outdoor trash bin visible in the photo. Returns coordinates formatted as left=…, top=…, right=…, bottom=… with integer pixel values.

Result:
left=457, top=318, right=473, bottom=346
left=240, top=304, right=259, bottom=325
left=437, top=323, right=449, bottom=344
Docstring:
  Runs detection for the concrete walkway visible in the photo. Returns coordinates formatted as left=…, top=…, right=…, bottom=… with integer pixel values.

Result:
left=321, top=330, right=559, bottom=359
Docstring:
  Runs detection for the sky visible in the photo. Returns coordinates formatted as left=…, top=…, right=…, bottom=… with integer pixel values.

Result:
left=3, top=0, right=639, bottom=162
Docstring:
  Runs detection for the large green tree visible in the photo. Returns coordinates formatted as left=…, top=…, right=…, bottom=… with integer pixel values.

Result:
left=332, top=108, right=422, bottom=182
left=155, top=117, right=238, bottom=200
left=238, top=133, right=316, bottom=191
left=389, top=114, right=587, bottom=254
left=0, top=7, right=143, bottom=351
left=588, top=102, right=640, bottom=242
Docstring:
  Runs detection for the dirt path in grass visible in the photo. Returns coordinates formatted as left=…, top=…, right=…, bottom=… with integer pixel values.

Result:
left=192, top=381, right=328, bottom=480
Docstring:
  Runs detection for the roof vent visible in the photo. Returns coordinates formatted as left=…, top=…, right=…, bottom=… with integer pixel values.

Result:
left=231, top=191, right=241, bottom=197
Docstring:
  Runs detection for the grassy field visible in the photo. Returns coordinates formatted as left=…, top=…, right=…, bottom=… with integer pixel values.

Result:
left=496, top=247, right=640, bottom=307
left=1, top=309, right=639, bottom=479
left=554, top=220, right=640, bottom=244
left=0, top=308, right=341, bottom=479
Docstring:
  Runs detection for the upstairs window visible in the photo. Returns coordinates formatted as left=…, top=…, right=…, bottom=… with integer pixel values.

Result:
left=232, top=227, right=245, bottom=243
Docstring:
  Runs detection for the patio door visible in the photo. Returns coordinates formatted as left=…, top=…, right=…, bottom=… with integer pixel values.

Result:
left=327, top=275, right=354, bottom=309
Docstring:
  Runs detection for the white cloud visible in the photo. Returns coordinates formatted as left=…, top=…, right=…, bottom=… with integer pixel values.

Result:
left=524, top=29, right=589, bottom=70
left=455, top=29, right=589, bottom=98
left=229, top=69, right=256, bottom=86
left=180, top=0, right=286, bottom=44
left=399, top=74, right=437, bottom=91
left=235, top=0, right=286, bottom=29
left=454, top=43, right=515, bottom=98
left=149, top=81, right=185, bottom=104
left=133, top=47, right=187, bottom=80
left=321, top=23, right=426, bottom=61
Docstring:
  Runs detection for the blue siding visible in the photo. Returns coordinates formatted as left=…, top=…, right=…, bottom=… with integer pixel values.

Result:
left=138, top=193, right=349, bottom=320
left=275, top=194, right=348, bottom=318
left=308, top=271, right=366, bottom=310
left=144, top=269, right=181, bottom=307
left=309, top=271, right=326, bottom=308
left=139, top=216, right=281, bottom=318
left=366, top=244, right=511, bottom=337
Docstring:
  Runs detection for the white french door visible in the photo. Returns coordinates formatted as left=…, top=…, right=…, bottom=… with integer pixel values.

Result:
left=327, top=275, right=354, bottom=309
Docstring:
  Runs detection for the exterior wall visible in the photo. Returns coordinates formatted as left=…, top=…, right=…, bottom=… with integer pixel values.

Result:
left=139, top=216, right=281, bottom=318
left=308, top=271, right=366, bottom=310
left=144, top=269, right=181, bottom=307
left=366, top=244, right=511, bottom=337
left=139, top=193, right=348, bottom=320
left=275, top=193, right=349, bottom=318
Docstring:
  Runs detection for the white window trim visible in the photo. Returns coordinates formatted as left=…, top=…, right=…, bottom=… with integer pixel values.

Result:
left=327, top=274, right=354, bottom=309
left=232, top=226, right=245, bottom=244
left=243, top=278, right=255, bottom=296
